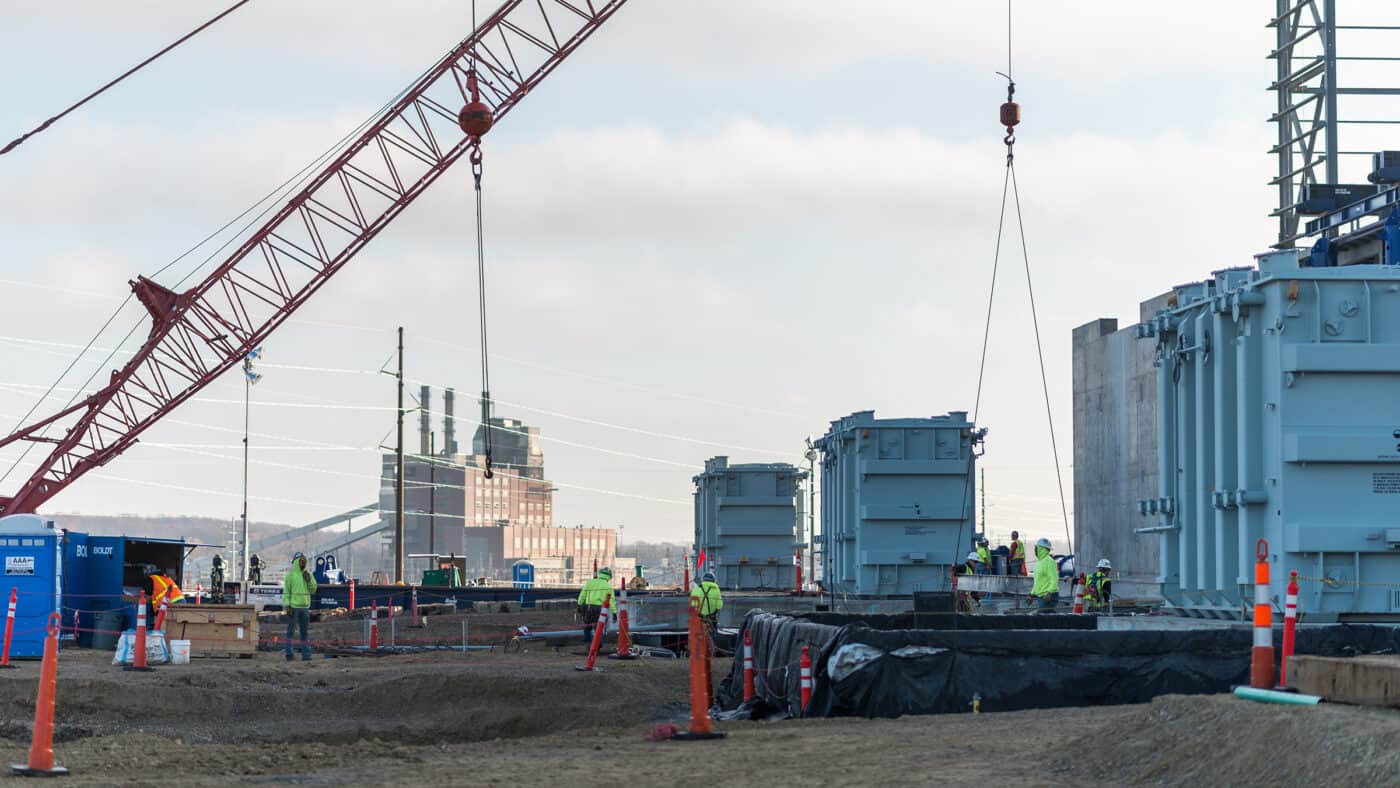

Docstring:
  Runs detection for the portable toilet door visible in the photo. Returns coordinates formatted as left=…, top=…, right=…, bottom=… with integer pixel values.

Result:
left=0, top=515, right=63, bottom=658
left=511, top=560, right=535, bottom=589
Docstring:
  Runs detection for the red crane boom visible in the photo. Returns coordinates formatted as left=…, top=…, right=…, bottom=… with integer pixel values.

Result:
left=0, top=0, right=628, bottom=515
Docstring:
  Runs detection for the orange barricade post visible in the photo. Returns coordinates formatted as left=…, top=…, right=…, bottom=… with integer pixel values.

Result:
left=608, top=581, right=636, bottom=661
left=1250, top=539, right=1275, bottom=689
left=683, top=553, right=689, bottom=591
left=742, top=630, right=755, bottom=702
left=1281, top=569, right=1299, bottom=687
left=411, top=586, right=419, bottom=626
left=195, top=582, right=202, bottom=606
left=672, top=597, right=724, bottom=740
left=794, top=549, right=803, bottom=595
left=369, top=601, right=379, bottom=651
left=154, top=594, right=169, bottom=631
left=1072, top=574, right=1085, bottom=614
left=0, top=587, right=17, bottom=669
left=799, top=644, right=812, bottom=713
left=576, top=597, right=610, bottom=672
left=11, top=612, right=67, bottom=777
left=125, top=591, right=154, bottom=672
left=349, top=579, right=356, bottom=611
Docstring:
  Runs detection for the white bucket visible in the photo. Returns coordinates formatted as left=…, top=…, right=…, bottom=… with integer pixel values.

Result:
left=170, top=639, right=191, bottom=665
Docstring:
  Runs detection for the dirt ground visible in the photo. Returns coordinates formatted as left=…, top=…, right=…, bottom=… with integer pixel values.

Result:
left=0, top=610, right=1394, bottom=786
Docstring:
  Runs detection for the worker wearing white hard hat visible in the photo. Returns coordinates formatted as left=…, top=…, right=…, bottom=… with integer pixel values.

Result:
left=1030, top=537, right=1059, bottom=611
left=1086, top=558, right=1113, bottom=611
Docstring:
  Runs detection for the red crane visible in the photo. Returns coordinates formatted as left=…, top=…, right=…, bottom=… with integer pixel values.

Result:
left=0, top=0, right=629, bottom=515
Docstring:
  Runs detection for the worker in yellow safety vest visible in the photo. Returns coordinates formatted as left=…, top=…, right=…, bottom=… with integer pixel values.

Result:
left=976, top=538, right=992, bottom=575
left=576, top=567, right=615, bottom=642
left=690, top=571, right=723, bottom=628
left=1030, top=537, right=1060, bottom=612
left=1007, top=531, right=1026, bottom=576
left=1086, top=559, right=1112, bottom=610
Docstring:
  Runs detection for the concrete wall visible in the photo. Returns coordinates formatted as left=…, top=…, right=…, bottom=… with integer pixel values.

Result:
left=1071, top=294, right=1169, bottom=582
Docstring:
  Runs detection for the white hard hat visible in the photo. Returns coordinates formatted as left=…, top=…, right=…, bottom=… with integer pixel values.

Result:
left=967, top=552, right=981, bottom=563
left=1097, top=559, right=1112, bottom=569
left=1035, top=537, right=1052, bottom=550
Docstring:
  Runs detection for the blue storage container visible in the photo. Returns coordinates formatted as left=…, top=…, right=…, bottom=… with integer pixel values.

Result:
left=68, top=534, right=188, bottom=646
left=1136, top=251, right=1400, bottom=617
left=816, top=411, right=985, bottom=597
left=692, top=457, right=803, bottom=590
left=0, top=515, right=65, bottom=658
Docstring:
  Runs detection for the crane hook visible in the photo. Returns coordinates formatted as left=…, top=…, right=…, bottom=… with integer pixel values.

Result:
left=995, top=71, right=1020, bottom=162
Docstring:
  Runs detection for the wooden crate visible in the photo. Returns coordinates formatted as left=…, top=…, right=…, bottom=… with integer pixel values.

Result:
left=166, top=604, right=259, bottom=658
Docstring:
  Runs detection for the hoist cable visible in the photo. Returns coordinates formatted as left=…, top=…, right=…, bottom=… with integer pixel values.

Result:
left=473, top=154, right=493, bottom=478
left=1, top=0, right=253, bottom=157
left=1010, top=162, right=1073, bottom=557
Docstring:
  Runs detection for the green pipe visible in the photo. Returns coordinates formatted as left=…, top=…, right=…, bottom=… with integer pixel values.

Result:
left=1233, top=686, right=1322, bottom=706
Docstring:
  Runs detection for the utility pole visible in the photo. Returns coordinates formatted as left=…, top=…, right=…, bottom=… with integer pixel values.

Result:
left=395, top=326, right=405, bottom=584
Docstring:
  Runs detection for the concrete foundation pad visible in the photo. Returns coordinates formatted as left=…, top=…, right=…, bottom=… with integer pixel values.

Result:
left=1288, top=654, right=1400, bottom=707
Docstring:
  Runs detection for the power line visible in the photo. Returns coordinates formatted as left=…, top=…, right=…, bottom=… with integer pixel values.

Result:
left=0, top=0, right=254, bottom=157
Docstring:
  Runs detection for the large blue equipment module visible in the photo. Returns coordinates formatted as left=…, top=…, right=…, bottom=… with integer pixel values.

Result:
left=64, top=534, right=188, bottom=646
left=0, top=515, right=64, bottom=658
left=1136, top=250, right=1400, bottom=618
left=816, top=410, right=985, bottom=597
left=692, top=457, right=803, bottom=590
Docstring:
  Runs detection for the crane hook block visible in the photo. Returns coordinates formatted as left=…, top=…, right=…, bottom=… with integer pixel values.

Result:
left=1000, top=100, right=1020, bottom=131
left=459, top=101, right=494, bottom=139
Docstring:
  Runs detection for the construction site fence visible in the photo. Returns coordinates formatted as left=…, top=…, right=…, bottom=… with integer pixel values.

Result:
left=717, top=610, right=1400, bottom=719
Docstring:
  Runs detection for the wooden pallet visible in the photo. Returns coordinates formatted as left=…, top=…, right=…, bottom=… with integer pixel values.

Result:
left=166, top=604, right=259, bottom=658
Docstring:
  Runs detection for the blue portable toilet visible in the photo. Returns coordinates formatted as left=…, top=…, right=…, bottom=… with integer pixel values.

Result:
left=511, top=560, right=535, bottom=588
left=0, top=515, right=65, bottom=658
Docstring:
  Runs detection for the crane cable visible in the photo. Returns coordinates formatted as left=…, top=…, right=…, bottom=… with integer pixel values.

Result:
left=952, top=0, right=1073, bottom=601
left=466, top=0, right=495, bottom=479
left=1, top=0, right=253, bottom=157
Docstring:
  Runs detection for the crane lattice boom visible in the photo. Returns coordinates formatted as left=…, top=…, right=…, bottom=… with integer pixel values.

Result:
left=0, top=0, right=628, bottom=514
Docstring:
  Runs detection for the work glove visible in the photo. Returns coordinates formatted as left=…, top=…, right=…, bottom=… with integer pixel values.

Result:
left=302, top=570, right=312, bottom=585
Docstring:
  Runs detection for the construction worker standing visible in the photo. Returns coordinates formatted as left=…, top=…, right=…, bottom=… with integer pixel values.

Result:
left=690, top=571, right=723, bottom=628
left=1086, top=559, right=1113, bottom=610
left=283, top=552, right=317, bottom=662
left=957, top=552, right=983, bottom=612
left=1030, top=537, right=1059, bottom=612
left=975, top=538, right=992, bottom=575
left=576, top=567, right=615, bottom=642
left=1007, top=531, right=1026, bottom=576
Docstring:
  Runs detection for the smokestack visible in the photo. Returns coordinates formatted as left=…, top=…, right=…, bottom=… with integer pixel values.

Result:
left=444, top=388, right=457, bottom=456
left=419, top=385, right=431, bottom=456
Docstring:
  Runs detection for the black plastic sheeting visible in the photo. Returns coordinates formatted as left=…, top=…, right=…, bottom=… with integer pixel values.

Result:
left=798, top=612, right=1097, bottom=631
left=718, top=611, right=1400, bottom=720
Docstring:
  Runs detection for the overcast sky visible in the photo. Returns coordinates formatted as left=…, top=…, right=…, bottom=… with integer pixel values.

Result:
left=2, top=1, right=1386, bottom=545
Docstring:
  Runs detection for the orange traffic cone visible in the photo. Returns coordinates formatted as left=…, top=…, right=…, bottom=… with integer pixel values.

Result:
left=11, top=612, right=68, bottom=776
left=608, top=582, right=636, bottom=661
left=673, top=597, right=724, bottom=740
left=125, top=591, right=154, bottom=672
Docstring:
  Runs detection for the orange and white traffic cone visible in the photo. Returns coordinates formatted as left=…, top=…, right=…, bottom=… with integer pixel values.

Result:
left=1281, top=569, right=1299, bottom=687
left=608, top=583, right=636, bottom=661
left=576, top=597, right=610, bottom=672
left=0, top=587, right=17, bottom=669
left=10, top=612, right=67, bottom=776
left=349, top=579, right=356, bottom=611
left=125, top=591, right=154, bottom=672
left=673, top=596, right=724, bottom=740
left=195, top=582, right=202, bottom=606
left=369, top=601, right=379, bottom=651
left=1250, top=539, right=1275, bottom=689
left=799, top=644, right=813, bottom=714
left=154, top=596, right=169, bottom=631
left=1072, top=574, right=1085, bottom=614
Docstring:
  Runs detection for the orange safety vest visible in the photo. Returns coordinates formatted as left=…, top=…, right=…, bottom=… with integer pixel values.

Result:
left=153, top=575, right=185, bottom=604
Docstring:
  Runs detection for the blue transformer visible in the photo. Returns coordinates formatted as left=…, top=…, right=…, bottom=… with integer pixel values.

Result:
left=816, top=411, right=985, bottom=597
left=0, top=515, right=64, bottom=658
left=1136, top=251, right=1400, bottom=618
left=692, top=457, right=803, bottom=590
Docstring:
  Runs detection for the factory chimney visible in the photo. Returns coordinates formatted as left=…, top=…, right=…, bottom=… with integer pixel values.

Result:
left=444, top=388, right=457, bottom=456
left=419, top=385, right=431, bottom=456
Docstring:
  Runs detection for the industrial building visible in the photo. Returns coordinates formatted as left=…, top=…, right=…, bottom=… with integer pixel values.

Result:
left=1071, top=294, right=1169, bottom=583
left=692, top=457, right=804, bottom=590
left=815, top=410, right=984, bottom=596
left=461, top=524, right=618, bottom=584
left=379, top=389, right=555, bottom=581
